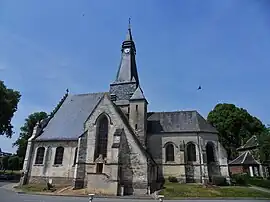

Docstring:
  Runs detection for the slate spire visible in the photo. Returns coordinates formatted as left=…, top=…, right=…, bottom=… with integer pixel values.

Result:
left=114, top=19, right=139, bottom=85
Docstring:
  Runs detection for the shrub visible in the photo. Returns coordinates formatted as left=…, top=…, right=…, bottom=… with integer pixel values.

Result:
left=168, top=176, right=178, bottom=183
left=211, top=176, right=228, bottom=186
left=231, top=174, right=248, bottom=186
left=248, top=177, right=270, bottom=189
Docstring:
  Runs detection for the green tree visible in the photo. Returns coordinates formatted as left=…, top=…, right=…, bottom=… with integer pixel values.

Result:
left=258, top=126, right=270, bottom=163
left=0, top=158, right=3, bottom=169
left=2, top=156, right=9, bottom=170
left=207, top=103, right=266, bottom=160
left=8, top=155, right=20, bottom=171
left=0, top=81, right=21, bottom=137
left=19, top=156, right=24, bottom=169
left=13, top=112, right=48, bottom=160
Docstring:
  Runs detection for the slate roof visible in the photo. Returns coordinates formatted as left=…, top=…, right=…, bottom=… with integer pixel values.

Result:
left=130, top=86, right=146, bottom=100
left=229, top=151, right=260, bottom=165
left=237, top=135, right=259, bottom=151
left=36, top=92, right=105, bottom=140
left=114, top=27, right=139, bottom=84
left=147, top=111, right=218, bottom=134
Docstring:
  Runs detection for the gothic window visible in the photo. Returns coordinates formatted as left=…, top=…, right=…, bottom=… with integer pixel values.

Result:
left=73, top=147, right=78, bottom=166
left=54, top=146, right=64, bottom=165
left=165, top=143, right=174, bottom=162
left=95, top=115, right=109, bottom=159
left=35, top=147, right=45, bottom=164
left=206, top=142, right=215, bottom=163
left=136, top=105, right=138, bottom=111
left=187, top=142, right=196, bottom=162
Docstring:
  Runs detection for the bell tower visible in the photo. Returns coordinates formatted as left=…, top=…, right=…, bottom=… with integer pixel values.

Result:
left=109, top=19, right=139, bottom=105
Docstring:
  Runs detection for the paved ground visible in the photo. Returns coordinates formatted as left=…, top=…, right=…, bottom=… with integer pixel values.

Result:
left=1, top=181, right=269, bottom=202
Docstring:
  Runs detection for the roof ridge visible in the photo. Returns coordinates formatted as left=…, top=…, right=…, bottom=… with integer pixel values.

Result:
left=194, top=111, right=202, bottom=132
left=241, top=151, right=249, bottom=164
left=73, top=92, right=107, bottom=96
left=148, top=110, right=198, bottom=114
left=83, top=93, right=106, bottom=125
left=229, top=151, right=247, bottom=164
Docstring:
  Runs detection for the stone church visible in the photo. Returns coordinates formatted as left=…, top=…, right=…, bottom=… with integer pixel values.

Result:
left=21, top=25, right=229, bottom=196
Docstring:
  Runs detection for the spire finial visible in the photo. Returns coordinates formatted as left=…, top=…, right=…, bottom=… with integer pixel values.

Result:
left=66, top=89, right=69, bottom=94
left=128, top=17, right=131, bottom=30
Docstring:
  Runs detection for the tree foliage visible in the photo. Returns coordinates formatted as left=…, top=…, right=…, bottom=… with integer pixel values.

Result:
left=207, top=103, right=266, bottom=160
left=2, top=156, right=9, bottom=170
left=8, top=155, right=20, bottom=171
left=258, top=127, right=270, bottom=163
left=0, top=155, right=22, bottom=171
left=13, top=112, right=48, bottom=159
left=0, top=81, right=21, bottom=137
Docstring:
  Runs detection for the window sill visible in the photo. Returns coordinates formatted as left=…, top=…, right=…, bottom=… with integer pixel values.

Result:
left=52, top=164, right=63, bottom=167
left=165, top=161, right=175, bottom=164
left=33, top=164, right=44, bottom=166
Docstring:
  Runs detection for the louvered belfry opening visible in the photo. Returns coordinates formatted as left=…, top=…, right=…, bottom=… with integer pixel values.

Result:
left=95, top=115, right=109, bottom=160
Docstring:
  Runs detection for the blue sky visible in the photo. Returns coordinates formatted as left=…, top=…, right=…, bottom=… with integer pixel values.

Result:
left=0, top=0, right=270, bottom=153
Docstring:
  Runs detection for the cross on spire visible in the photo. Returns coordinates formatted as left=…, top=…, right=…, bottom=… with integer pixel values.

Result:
left=125, top=18, right=133, bottom=41
left=128, top=17, right=131, bottom=30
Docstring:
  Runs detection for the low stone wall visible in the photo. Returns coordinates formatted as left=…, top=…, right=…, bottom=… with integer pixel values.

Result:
left=87, top=173, right=118, bottom=195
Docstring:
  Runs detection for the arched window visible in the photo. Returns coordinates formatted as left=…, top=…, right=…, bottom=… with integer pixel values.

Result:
left=187, top=142, right=196, bottom=162
left=165, top=144, right=174, bottom=162
left=73, top=147, right=78, bottom=165
left=35, top=147, right=45, bottom=164
left=206, top=142, right=215, bottom=163
left=54, top=146, right=64, bottom=165
left=95, top=115, right=109, bottom=159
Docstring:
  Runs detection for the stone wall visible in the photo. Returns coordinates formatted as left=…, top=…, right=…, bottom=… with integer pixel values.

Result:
left=29, top=176, right=73, bottom=186
left=83, top=95, right=149, bottom=195
left=28, top=140, right=77, bottom=185
left=147, top=132, right=229, bottom=182
left=87, top=173, right=118, bottom=195
left=129, top=100, right=147, bottom=147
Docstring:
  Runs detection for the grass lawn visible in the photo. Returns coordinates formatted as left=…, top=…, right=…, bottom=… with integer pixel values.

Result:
left=160, top=181, right=270, bottom=199
left=247, top=177, right=270, bottom=189
left=0, top=170, right=21, bottom=174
